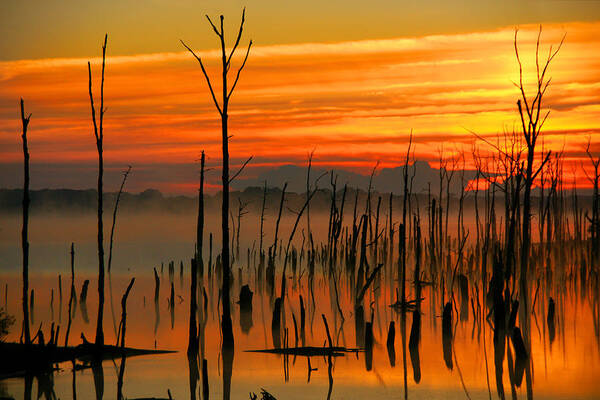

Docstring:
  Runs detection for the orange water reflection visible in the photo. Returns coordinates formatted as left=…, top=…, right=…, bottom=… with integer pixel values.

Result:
left=1, top=260, right=598, bottom=399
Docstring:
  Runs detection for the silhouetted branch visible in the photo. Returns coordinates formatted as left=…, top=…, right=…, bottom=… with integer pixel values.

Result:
left=180, top=41, right=223, bottom=115
left=228, top=40, right=253, bottom=99
left=229, top=156, right=254, bottom=183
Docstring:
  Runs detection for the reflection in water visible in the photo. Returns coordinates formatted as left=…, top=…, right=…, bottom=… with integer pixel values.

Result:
left=511, top=327, right=528, bottom=387
left=364, top=321, right=373, bottom=371
left=170, top=282, right=175, bottom=330
left=386, top=320, right=396, bottom=367
left=154, top=267, right=160, bottom=336
left=0, top=224, right=599, bottom=399
left=24, top=374, right=32, bottom=400
left=548, top=297, right=556, bottom=346
left=354, top=304, right=364, bottom=349
left=239, top=306, right=253, bottom=335
left=91, top=361, right=103, bottom=400
left=36, top=370, right=57, bottom=400
left=299, top=295, right=306, bottom=347
left=187, top=352, right=199, bottom=400
left=326, top=350, right=333, bottom=400
left=71, top=361, right=77, bottom=400
left=442, top=302, right=453, bottom=371
left=408, top=310, right=421, bottom=383
left=400, top=311, right=408, bottom=400
left=271, top=297, right=282, bottom=349
left=108, top=274, right=118, bottom=340
left=493, top=313, right=506, bottom=399
left=202, top=358, right=209, bottom=400
left=79, top=280, right=90, bottom=324
left=459, top=274, right=469, bottom=322
left=505, top=336, right=517, bottom=398
left=238, top=285, right=253, bottom=335
left=117, top=355, right=127, bottom=400
left=222, top=345, right=234, bottom=400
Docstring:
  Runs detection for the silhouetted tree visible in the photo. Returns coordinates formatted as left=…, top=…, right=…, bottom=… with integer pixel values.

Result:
left=584, top=137, right=600, bottom=265
left=108, top=165, right=131, bottom=273
left=514, top=27, right=562, bottom=294
left=88, top=34, right=108, bottom=347
left=197, top=151, right=205, bottom=269
left=19, top=99, right=32, bottom=345
left=514, top=27, right=563, bottom=400
left=182, top=8, right=252, bottom=349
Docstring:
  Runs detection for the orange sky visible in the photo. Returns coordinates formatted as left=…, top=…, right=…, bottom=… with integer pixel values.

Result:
left=1, top=22, right=599, bottom=193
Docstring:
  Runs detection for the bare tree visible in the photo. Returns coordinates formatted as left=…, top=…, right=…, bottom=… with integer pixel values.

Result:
left=197, top=151, right=206, bottom=269
left=235, top=198, right=250, bottom=259
left=64, top=243, right=75, bottom=346
left=88, top=34, right=108, bottom=347
left=182, top=8, right=252, bottom=348
left=259, top=180, right=267, bottom=257
left=306, top=150, right=315, bottom=253
left=20, top=99, right=32, bottom=345
left=514, top=27, right=562, bottom=291
left=108, top=165, right=132, bottom=273
left=513, top=27, right=563, bottom=400
left=399, top=132, right=413, bottom=308
left=584, top=137, right=600, bottom=264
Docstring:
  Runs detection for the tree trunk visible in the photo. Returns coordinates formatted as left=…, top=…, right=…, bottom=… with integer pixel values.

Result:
left=20, top=99, right=31, bottom=345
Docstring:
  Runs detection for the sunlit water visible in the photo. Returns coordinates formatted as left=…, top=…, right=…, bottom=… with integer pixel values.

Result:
left=1, top=212, right=599, bottom=399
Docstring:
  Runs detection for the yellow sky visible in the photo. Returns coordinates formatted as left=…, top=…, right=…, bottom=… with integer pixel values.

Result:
left=2, top=0, right=600, bottom=60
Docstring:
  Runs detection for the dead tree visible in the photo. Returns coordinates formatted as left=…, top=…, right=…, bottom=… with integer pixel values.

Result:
left=236, top=198, right=250, bottom=259
left=65, top=243, right=75, bottom=346
left=389, top=192, right=394, bottom=261
left=281, top=172, right=326, bottom=299
left=88, top=34, right=108, bottom=347
left=513, top=27, right=563, bottom=400
left=306, top=150, right=316, bottom=254
left=108, top=165, right=131, bottom=273
left=20, top=99, right=32, bottom=345
left=584, top=137, right=600, bottom=265
left=399, top=133, right=413, bottom=308
left=272, top=183, right=288, bottom=261
left=197, top=151, right=206, bottom=271
left=259, top=180, right=267, bottom=257
left=188, top=257, right=198, bottom=356
left=514, top=27, right=562, bottom=292
left=116, top=278, right=135, bottom=400
left=182, top=8, right=252, bottom=349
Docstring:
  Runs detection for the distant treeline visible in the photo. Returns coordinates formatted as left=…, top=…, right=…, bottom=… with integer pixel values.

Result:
left=0, top=187, right=593, bottom=216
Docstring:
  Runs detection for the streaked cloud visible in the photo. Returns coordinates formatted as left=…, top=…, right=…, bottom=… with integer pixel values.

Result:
left=1, top=22, right=599, bottom=193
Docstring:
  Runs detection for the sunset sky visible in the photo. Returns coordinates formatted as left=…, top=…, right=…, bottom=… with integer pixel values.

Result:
left=1, top=1, right=599, bottom=193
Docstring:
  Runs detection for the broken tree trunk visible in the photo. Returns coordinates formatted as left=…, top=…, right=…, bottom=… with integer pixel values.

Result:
left=20, top=98, right=32, bottom=345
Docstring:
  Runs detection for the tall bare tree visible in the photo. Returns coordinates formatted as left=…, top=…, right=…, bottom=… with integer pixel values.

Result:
left=88, top=34, right=108, bottom=347
left=513, top=27, right=563, bottom=400
left=584, top=137, right=600, bottom=265
left=20, top=99, right=32, bottom=345
left=197, top=150, right=206, bottom=270
left=182, top=8, right=252, bottom=348
left=514, top=27, right=562, bottom=293
left=108, top=165, right=131, bottom=273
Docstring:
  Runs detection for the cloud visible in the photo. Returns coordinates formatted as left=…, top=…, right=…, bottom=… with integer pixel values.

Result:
left=1, top=22, right=599, bottom=193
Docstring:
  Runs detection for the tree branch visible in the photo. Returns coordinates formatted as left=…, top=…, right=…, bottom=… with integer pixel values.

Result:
left=227, top=40, right=253, bottom=100
left=180, top=40, right=223, bottom=115
left=226, top=8, right=246, bottom=71
left=205, top=15, right=222, bottom=38
left=229, top=155, right=253, bottom=184
left=88, top=62, right=99, bottom=143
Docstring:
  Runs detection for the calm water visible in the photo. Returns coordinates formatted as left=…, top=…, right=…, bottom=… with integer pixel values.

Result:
left=0, top=213, right=599, bottom=399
